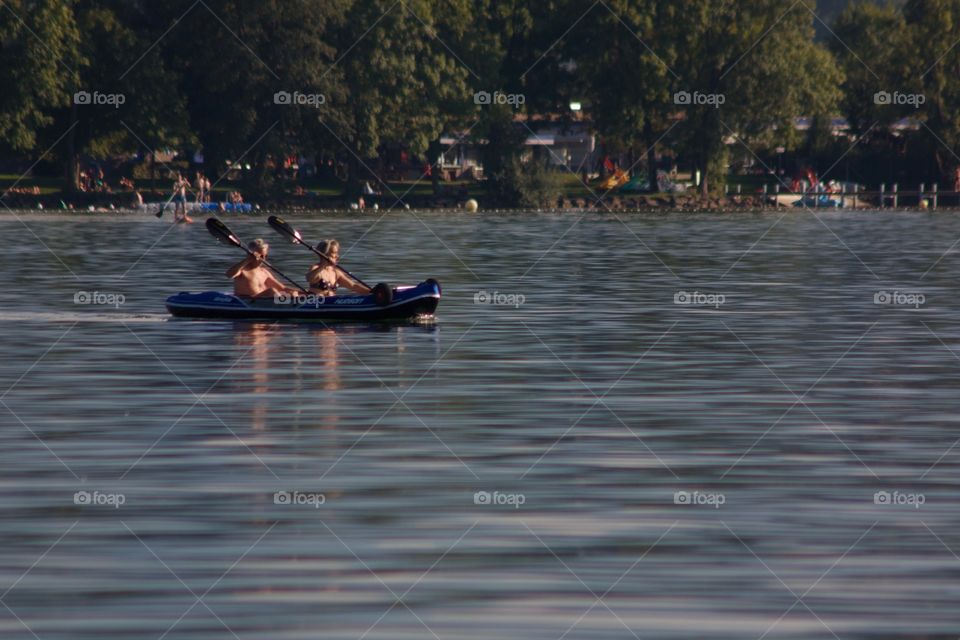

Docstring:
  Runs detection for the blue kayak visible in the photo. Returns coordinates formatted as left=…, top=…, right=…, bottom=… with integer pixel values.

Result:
left=166, top=280, right=440, bottom=321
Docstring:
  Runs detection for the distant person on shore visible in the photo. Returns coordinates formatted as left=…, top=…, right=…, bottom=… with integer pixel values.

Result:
left=5, top=185, right=42, bottom=196
left=306, top=239, right=371, bottom=295
left=225, top=239, right=299, bottom=299
left=203, top=175, right=212, bottom=202
left=194, top=172, right=206, bottom=205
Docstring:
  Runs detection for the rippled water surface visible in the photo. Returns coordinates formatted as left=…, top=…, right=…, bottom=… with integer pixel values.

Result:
left=1, top=210, right=960, bottom=639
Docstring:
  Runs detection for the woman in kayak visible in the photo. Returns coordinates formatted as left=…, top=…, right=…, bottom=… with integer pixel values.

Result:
left=226, top=239, right=300, bottom=299
left=306, top=239, right=371, bottom=295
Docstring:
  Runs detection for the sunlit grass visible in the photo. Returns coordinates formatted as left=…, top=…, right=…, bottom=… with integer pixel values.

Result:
left=0, top=174, right=62, bottom=195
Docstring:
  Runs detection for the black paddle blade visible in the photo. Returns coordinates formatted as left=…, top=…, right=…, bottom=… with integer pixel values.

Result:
left=206, top=217, right=242, bottom=248
left=267, top=215, right=303, bottom=244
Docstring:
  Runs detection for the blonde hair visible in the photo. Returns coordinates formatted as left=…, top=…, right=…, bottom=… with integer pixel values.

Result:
left=316, top=239, right=340, bottom=258
left=248, top=238, right=268, bottom=253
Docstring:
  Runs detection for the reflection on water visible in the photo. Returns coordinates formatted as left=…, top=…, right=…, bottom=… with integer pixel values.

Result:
left=235, top=323, right=274, bottom=432
left=231, top=323, right=414, bottom=432
left=1, top=211, right=960, bottom=639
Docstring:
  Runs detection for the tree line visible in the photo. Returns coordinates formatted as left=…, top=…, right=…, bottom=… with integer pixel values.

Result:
left=0, top=0, right=957, bottom=203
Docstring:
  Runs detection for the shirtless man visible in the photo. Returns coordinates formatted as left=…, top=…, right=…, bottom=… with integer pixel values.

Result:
left=172, top=173, right=193, bottom=223
left=225, top=239, right=301, bottom=299
left=194, top=172, right=206, bottom=205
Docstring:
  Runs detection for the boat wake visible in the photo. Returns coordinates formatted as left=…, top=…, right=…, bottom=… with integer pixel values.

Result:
left=0, top=311, right=170, bottom=324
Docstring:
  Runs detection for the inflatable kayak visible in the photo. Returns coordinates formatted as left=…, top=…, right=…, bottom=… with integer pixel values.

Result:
left=166, top=280, right=440, bottom=321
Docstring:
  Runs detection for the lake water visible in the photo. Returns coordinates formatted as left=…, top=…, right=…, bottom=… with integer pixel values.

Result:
left=1, top=210, right=959, bottom=639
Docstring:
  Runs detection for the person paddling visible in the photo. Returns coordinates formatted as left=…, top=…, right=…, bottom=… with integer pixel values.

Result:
left=226, top=239, right=301, bottom=299
left=306, top=239, right=371, bottom=295
left=172, top=173, right=193, bottom=223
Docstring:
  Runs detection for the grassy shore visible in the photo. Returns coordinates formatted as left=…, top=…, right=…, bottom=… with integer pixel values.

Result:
left=0, top=172, right=784, bottom=201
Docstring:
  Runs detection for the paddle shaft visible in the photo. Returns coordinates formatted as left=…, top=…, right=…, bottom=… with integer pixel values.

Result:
left=268, top=216, right=372, bottom=290
left=155, top=189, right=178, bottom=218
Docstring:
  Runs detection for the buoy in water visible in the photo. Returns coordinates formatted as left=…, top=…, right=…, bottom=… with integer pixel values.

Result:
left=465, top=198, right=479, bottom=213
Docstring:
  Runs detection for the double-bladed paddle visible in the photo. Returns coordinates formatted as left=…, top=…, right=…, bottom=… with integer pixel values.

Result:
left=267, top=215, right=372, bottom=291
left=205, top=217, right=308, bottom=292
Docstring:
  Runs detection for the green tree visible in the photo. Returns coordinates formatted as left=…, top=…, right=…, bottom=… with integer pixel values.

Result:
left=332, top=0, right=470, bottom=196
left=905, top=0, right=960, bottom=182
left=672, top=1, right=843, bottom=195
left=455, top=0, right=533, bottom=202
left=830, top=2, right=909, bottom=138
left=58, top=0, right=192, bottom=192
left=573, top=0, right=679, bottom=192
left=0, top=0, right=80, bottom=153
left=164, top=0, right=348, bottom=193
left=450, top=0, right=574, bottom=204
